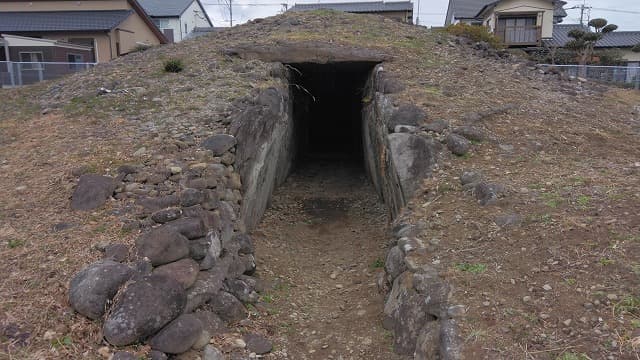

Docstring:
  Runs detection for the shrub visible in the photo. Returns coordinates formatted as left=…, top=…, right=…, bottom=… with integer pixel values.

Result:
left=445, top=23, right=503, bottom=49
left=163, top=59, right=184, bottom=73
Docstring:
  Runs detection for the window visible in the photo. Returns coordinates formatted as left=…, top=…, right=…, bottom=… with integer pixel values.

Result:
left=153, top=19, right=170, bottom=29
left=67, top=53, right=83, bottom=69
left=184, top=23, right=188, bottom=34
left=19, top=52, right=43, bottom=70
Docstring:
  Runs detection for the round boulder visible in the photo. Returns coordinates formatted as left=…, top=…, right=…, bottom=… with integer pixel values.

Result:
left=202, top=134, right=237, bottom=156
left=149, top=313, right=203, bottom=354
left=153, top=258, right=199, bottom=289
left=137, top=226, right=189, bottom=266
left=103, top=275, right=186, bottom=346
left=68, top=260, right=134, bottom=319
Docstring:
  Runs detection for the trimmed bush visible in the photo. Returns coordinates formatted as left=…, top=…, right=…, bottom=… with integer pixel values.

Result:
left=164, top=59, right=184, bottom=73
left=445, top=23, right=503, bottom=49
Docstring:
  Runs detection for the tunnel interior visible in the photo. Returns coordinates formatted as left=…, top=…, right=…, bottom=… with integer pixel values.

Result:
left=287, top=62, right=378, bottom=167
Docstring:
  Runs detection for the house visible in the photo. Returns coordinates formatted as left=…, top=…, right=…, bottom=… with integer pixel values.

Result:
left=445, top=0, right=567, bottom=46
left=1, top=34, right=95, bottom=86
left=0, top=0, right=167, bottom=63
left=138, top=0, right=213, bottom=43
left=288, top=1, right=414, bottom=24
left=548, top=24, right=640, bottom=66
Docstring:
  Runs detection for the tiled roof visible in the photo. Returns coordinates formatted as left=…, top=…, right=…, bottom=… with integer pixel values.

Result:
left=289, top=1, right=413, bottom=13
left=138, top=0, right=193, bottom=17
left=548, top=24, right=640, bottom=48
left=0, top=10, right=133, bottom=32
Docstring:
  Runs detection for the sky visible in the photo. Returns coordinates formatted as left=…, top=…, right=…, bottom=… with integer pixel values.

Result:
left=203, top=0, right=640, bottom=31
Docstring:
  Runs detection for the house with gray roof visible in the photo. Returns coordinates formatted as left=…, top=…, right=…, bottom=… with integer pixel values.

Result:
left=0, top=0, right=167, bottom=63
left=138, top=0, right=213, bottom=42
left=445, top=0, right=566, bottom=26
left=547, top=24, right=640, bottom=66
left=289, top=1, right=414, bottom=24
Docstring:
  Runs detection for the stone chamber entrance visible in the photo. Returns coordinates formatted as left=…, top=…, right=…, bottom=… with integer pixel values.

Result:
left=248, top=62, right=405, bottom=359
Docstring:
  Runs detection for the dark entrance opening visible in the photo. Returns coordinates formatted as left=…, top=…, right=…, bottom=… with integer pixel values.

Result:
left=288, top=62, right=378, bottom=165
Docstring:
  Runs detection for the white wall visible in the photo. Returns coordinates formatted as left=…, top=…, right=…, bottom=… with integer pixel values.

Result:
left=179, top=0, right=212, bottom=39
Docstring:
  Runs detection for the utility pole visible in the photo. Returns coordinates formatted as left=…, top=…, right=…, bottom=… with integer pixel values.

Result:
left=229, top=0, right=233, bottom=27
left=415, top=0, right=420, bottom=25
left=281, top=3, right=288, bottom=13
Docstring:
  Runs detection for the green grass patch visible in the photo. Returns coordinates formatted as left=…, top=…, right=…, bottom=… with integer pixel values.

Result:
left=614, top=295, right=640, bottom=316
left=599, top=258, right=615, bottom=266
left=8, top=239, right=23, bottom=248
left=576, top=195, right=591, bottom=207
left=455, top=263, right=487, bottom=274
left=371, top=258, right=385, bottom=269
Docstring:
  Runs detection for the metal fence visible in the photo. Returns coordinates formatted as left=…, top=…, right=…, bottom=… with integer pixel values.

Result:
left=0, top=61, right=96, bottom=87
left=538, top=64, right=640, bottom=89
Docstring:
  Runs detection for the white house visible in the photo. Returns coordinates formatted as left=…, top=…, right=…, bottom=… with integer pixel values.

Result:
left=138, top=0, right=212, bottom=43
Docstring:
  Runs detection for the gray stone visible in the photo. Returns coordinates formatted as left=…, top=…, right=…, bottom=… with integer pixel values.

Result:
left=69, top=260, right=133, bottom=319
left=196, top=311, right=228, bottom=335
left=394, top=125, right=418, bottom=133
left=180, top=188, right=204, bottom=207
left=412, top=269, right=450, bottom=318
left=103, top=275, right=186, bottom=346
left=453, top=126, right=487, bottom=142
left=189, top=237, right=210, bottom=260
left=446, top=133, right=471, bottom=156
left=234, top=233, right=254, bottom=255
left=149, top=350, right=168, bottom=360
left=71, top=174, right=116, bottom=211
left=243, top=333, right=272, bottom=354
left=185, top=259, right=232, bottom=313
left=388, top=133, right=437, bottom=198
left=151, top=208, right=182, bottom=224
left=460, top=170, right=482, bottom=186
left=385, top=246, right=407, bottom=283
left=377, top=71, right=405, bottom=94
left=495, top=213, right=521, bottom=227
left=137, top=195, right=180, bottom=212
left=167, top=217, right=207, bottom=239
left=440, top=319, right=462, bottom=360
left=137, top=227, right=189, bottom=266
left=200, top=231, right=223, bottom=270
left=149, top=314, right=203, bottom=354
left=210, top=291, right=247, bottom=323
left=202, top=134, right=237, bottom=156
left=112, top=351, right=137, bottom=360
left=414, top=321, right=440, bottom=360
left=104, top=244, right=129, bottom=262
left=474, top=182, right=500, bottom=206
left=384, top=272, right=433, bottom=355
left=117, top=164, right=140, bottom=175
left=225, top=278, right=259, bottom=303
left=153, top=258, right=200, bottom=289
left=203, top=345, right=225, bottom=360
left=423, top=119, right=449, bottom=133
left=388, top=104, right=426, bottom=132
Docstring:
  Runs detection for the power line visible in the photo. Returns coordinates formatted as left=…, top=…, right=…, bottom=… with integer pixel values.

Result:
left=591, top=7, right=640, bottom=15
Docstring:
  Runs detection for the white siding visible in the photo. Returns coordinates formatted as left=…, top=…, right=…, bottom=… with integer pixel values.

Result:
left=179, top=0, right=212, bottom=40
left=154, top=17, right=181, bottom=42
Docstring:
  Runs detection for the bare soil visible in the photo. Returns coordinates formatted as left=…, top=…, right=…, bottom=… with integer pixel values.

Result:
left=249, top=160, right=405, bottom=359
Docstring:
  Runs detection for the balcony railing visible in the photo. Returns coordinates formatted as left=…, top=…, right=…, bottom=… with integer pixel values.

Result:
left=495, top=25, right=542, bottom=46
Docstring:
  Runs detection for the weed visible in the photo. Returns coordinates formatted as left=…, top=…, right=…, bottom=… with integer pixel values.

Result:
left=94, top=224, right=107, bottom=233
left=465, top=328, right=487, bottom=342
left=438, top=183, right=453, bottom=193
left=8, top=239, right=23, bottom=248
left=542, top=192, right=563, bottom=208
left=555, top=353, right=589, bottom=360
left=632, top=264, right=640, bottom=276
left=164, top=59, right=184, bottom=73
left=576, top=195, right=591, bottom=207
left=261, top=294, right=274, bottom=303
left=631, top=319, right=640, bottom=328
left=51, top=335, right=73, bottom=348
left=571, top=176, right=586, bottom=185
left=564, top=278, right=577, bottom=286
left=540, top=213, right=553, bottom=224
left=614, top=295, right=640, bottom=316
left=599, top=258, right=615, bottom=266
left=455, top=263, right=487, bottom=274
left=522, top=312, right=539, bottom=323
left=371, top=258, right=385, bottom=269
left=444, top=23, right=503, bottom=49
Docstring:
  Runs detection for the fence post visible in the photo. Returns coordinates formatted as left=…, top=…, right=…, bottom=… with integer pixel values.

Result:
left=8, top=61, right=15, bottom=87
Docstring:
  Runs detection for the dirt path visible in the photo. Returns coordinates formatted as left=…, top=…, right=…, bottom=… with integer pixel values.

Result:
left=251, top=160, right=406, bottom=360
